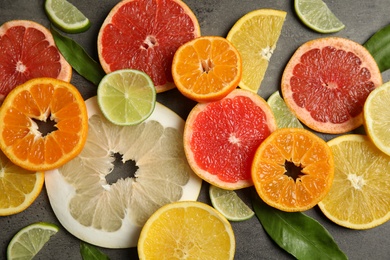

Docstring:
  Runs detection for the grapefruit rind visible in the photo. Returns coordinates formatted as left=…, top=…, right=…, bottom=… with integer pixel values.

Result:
left=281, top=37, right=382, bottom=134
left=184, top=89, right=277, bottom=190
left=45, top=96, right=202, bottom=248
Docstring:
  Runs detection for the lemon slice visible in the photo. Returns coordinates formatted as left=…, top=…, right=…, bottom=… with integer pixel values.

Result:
left=294, top=0, right=345, bottom=33
left=364, top=81, right=390, bottom=156
left=97, top=69, right=157, bottom=126
left=44, top=0, right=91, bottom=33
left=7, top=222, right=59, bottom=260
left=45, top=97, right=202, bottom=248
left=138, top=201, right=235, bottom=259
left=209, top=185, right=254, bottom=221
left=318, top=134, right=390, bottom=229
left=267, top=91, right=303, bottom=129
left=226, top=9, right=286, bottom=93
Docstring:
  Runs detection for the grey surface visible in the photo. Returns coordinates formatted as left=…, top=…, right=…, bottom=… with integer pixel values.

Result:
left=1, top=0, right=390, bottom=259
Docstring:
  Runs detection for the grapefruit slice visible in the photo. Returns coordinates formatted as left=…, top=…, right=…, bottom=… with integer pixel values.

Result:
left=0, top=20, right=72, bottom=101
left=97, top=0, right=201, bottom=93
left=184, top=89, right=277, bottom=190
left=45, top=96, right=202, bottom=248
left=281, top=37, right=382, bottom=134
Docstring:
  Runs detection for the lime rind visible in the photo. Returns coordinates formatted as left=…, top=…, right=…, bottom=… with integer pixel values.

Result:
left=209, top=185, right=254, bottom=221
left=7, top=222, right=59, bottom=260
left=97, top=69, right=157, bottom=126
left=45, top=0, right=91, bottom=33
left=294, top=0, right=345, bottom=33
left=267, top=91, right=303, bottom=129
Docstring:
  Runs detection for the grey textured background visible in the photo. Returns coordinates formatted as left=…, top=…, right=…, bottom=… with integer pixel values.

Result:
left=1, top=0, right=390, bottom=259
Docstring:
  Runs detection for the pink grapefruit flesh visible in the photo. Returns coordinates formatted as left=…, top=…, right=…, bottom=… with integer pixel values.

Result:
left=184, top=89, right=277, bottom=190
left=0, top=20, right=72, bottom=101
left=281, top=37, right=382, bottom=134
left=97, top=0, right=201, bottom=93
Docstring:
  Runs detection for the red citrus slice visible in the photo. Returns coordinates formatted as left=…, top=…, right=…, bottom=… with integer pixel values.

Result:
left=281, top=37, right=382, bottom=134
left=97, top=0, right=201, bottom=93
left=184, top=89, right=277, bottom=190
left=0, top=20, right=72, bottom=101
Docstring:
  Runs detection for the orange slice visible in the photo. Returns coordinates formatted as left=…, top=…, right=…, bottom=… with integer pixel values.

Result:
left=0, top=20, right=72, bottom=101
left=0, top=77, right=88, bottom=172
left=172, top=36, right=242, bottom=102
left=251, top=128, right=334, bottom=212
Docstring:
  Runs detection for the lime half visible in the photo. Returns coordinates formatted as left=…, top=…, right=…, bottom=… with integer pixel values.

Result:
left=97, top=69, right=157, bottom=126
left=44, top=0, right=91, bottom=33
left=7, top=222, right=59, bottom=260
left=209, top=185, right=254, bottom=221
left=294, top=0, right=345, bottom=33
left=267, top=91, right=303, bottom=129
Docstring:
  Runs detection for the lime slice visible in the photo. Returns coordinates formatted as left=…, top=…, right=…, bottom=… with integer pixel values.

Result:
left=267, top=91, right=303, bottom=129
left=7, top=222, right=59, bottom=260
left=294, top=0, right=345, bottom=33
left=97, top=69, right=157, bottom=126
left=44, top=0, right=91, bottom=33
left=209, top=185, right=254, bottom=221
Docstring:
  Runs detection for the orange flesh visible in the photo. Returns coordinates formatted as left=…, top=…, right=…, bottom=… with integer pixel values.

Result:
left=1, top=80, right=87, bottom=171
left=252, top=128, right=334, bottom=211
left=190, top=95, right=273, bottom=183
left=99, top=0, right=200, bottom=90
left=290, top=46, right=376, bottom=124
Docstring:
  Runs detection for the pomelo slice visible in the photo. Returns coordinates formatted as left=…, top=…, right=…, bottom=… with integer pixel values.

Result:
left=184, top=89, right=277, bottom=190
left=0, top=20, right=72, bottom=101
left=281, top=37, right=382, bottom=134
left=97, top=0, right=201, bottom=93
left=45, top=97, right=202, bottom=248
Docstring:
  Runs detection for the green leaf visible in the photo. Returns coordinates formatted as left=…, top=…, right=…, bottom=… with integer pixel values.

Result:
left=50, top=26, right=105, bottom=85
left=364, top=23, right=390, bottom=72
left=80, top=242, right=110, bottom=260
left=252, top=194, right=348, bottom=260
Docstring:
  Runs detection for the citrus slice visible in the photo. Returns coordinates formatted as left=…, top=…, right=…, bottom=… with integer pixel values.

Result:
left=226, top=9, right=286, bottom=93
left=184, top=89, right=277, bottom=190
left=267, top=91, right=304, bottom=129
left=363, top=81, right=390, bottom=156
left=172, top=36, right=242, bottom=102
left=138, top=201, right=235, bottom=259
left=97, top=69, right=156, bottom=126
left=281, top=37, right=382, bottom=134
left=0, top=77, right=88, bottom=172
left=294, top=0, right=345, bottom=33
left=44, top=0, right=91, bottom=33
left=318, top=134, right=390, bottom=229
left=7, top=222, right=59, bottom=260
left=45, top=97, right=202, bottom=248
left=209, top=185, right=254, bottom=221
left=0, top=20, right=72, bottom=101
left=97, top=0, right=200, bottom=93
left=0, top=151, right=44, bottom=216
left=251, top=128, right=334, bottom=212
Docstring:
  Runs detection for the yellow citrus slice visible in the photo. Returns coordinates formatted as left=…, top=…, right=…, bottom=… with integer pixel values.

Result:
left=226, top=9, right=286, bottom=93
left=318, top=134, right=390, bottom=229
left=45, top=97, right=202, bottom=248
left=364, top=81, right=390, bottom=156
left=138, top=201, right=235, bottom=259
left=252, top=128, right=334, bottom=212
left=0, top=151, right=44, bottom=216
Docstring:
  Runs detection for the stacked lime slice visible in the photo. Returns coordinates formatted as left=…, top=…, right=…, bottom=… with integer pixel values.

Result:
left=267, top=91, right=303, bottom=129
left=294, top=0, right=345, bottom=33
left=45, top=0, right=90, bottom=33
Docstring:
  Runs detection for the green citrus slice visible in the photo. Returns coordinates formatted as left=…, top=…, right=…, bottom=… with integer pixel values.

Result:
left=44, top=0, right=91, bottom=33
left=7, top=222, right=59, bottom=260
left=97, top=69, right=157, bottom=126
left=294, top=0, right=345, bottom=33
left=209, top=185, right=254, bottom=221
left=267, top=91, right=303, bottom=129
